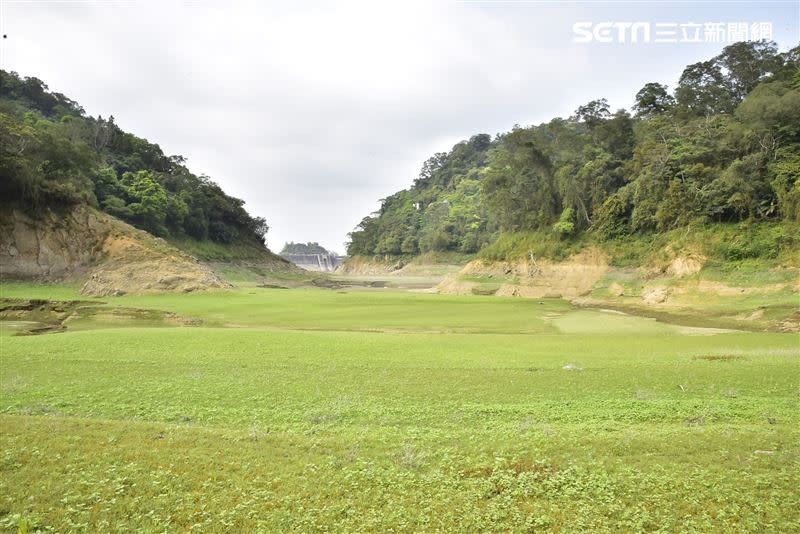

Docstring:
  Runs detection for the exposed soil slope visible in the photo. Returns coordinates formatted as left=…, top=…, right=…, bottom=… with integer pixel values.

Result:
left=438, top=247, right=609, bottom=299
left=0, top=206, right=230, bottom=295
left=434, top=246, right=799, bottom=332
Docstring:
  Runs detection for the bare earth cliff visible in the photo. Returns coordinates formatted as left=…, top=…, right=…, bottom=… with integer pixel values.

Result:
left=438, top=247, right=609, bottom=299
left=0, top=206, right=229, bottom=296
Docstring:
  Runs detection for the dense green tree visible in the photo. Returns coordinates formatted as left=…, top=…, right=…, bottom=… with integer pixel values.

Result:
left=633, top=83, right=675, bottom=117
left=348, top=42, right=798, bottom=257
left=572, top=98, right=610, bottom=129
left=347, top=135, right=494, bottom=256
left=552, top=207, right=576, bottom=237
left=482, top=128, right=558, bottom=231
left=717, top=40, right=781, bottom=102
left=121, top=170, right=169, bottom=235
left=768, top=147, right=800, bottom=222
left=0, top=70, right=270, bottom=249
left=675, top=60, right=733, bottom=116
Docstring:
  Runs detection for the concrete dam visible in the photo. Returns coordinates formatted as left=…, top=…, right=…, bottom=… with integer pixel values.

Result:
left=281, top=253, right=343, bottom=272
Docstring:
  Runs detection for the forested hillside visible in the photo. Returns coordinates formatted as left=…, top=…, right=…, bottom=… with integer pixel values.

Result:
left=347, top=41, right=800, bottom=260
left=0, top=71, right=269, bottom=255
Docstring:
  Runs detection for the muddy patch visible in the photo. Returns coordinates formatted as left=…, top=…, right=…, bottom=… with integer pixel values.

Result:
left=692, top=355, right=747, bottom=362
left=0, top=297, right=199, bottom=335
left=0, top=298, right=96, bottom=335
left=257, top=283, right=290, bottom=289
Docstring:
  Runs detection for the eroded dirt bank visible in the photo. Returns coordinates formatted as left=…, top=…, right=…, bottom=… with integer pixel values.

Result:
left=1, top=206, right=229, bottom=296
left=433, top=247, right=799, bottom=332
left=438, top=247, right=609, bottom=299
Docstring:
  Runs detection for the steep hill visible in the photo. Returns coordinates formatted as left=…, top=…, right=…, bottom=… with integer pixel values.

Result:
left=341, top=41, right=800, bottom=330
left=0, top=70, right=295, bottom=291
left=0, top=70, right=281, bottom=261
left=346, top=41, right=800, bottom=263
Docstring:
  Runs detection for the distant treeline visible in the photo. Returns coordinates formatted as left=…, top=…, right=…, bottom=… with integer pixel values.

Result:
left=347, top=41, right=800, bottom=257
left=280, top=242, right=333, bottom=255
left=0, top=70, right=268, bottom=248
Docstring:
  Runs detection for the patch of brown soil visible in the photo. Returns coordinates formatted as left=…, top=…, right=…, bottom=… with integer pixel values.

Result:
left=435, top=275, right=477, bottom=296
left=336, top=257, right=392, bottom=275
left=642, top=286, right=671, bottom=305
left=692, top=355, right=746, bottom=361
left=637, top=279, right=795, bottom=308
left=1, top=297, right=201, bottom=335
left=337, top=257, right=463, bottom=280
left=1, top=205, right=105, bottom=279
left=737, top=308, right=765, bottom=321
left=667, top=255, right=705, bottom=277
left=81, top=239, right=228, bottom=296
left=777, top=309, right=800, bottom=333
left=608, top=282, right=625, bottom=296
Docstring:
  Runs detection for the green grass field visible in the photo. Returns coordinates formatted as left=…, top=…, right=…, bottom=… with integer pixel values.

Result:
left=1, top=283, right=798, bottom=532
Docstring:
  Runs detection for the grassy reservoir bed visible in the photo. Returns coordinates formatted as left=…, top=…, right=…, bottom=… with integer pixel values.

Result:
left=1, top=284, right=798, bottom=532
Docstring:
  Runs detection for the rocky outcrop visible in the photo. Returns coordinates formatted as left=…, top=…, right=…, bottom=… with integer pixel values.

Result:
left=1, top=206, right=229, bottom=295
left=335, top=256, right=393, bottom=275
left=437, top=247, right=609, bottom=299
left=0, top=207, right=105, bottom=279
left=666, top=255, right=705, bottom=277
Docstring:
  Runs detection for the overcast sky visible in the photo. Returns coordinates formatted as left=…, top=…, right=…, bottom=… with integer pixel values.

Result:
left=1, top=1, right=798, bottom=253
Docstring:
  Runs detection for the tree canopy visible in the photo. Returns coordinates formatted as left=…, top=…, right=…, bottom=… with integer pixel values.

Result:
left=0, top=70, right=269, bottom=249
left=347, top=41, right=800, bottom=257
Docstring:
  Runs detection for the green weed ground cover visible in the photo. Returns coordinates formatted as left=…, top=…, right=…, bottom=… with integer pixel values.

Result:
left=1, top=284, right=798, bottom=532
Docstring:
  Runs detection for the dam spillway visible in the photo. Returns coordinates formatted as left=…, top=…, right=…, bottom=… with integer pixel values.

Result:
left=281, top=253, right=343, bottom=272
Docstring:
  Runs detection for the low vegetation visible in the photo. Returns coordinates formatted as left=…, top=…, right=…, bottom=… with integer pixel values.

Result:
left=1, top=284, right=798, bottom=531
left=478, top=220, right=798, bottom=267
